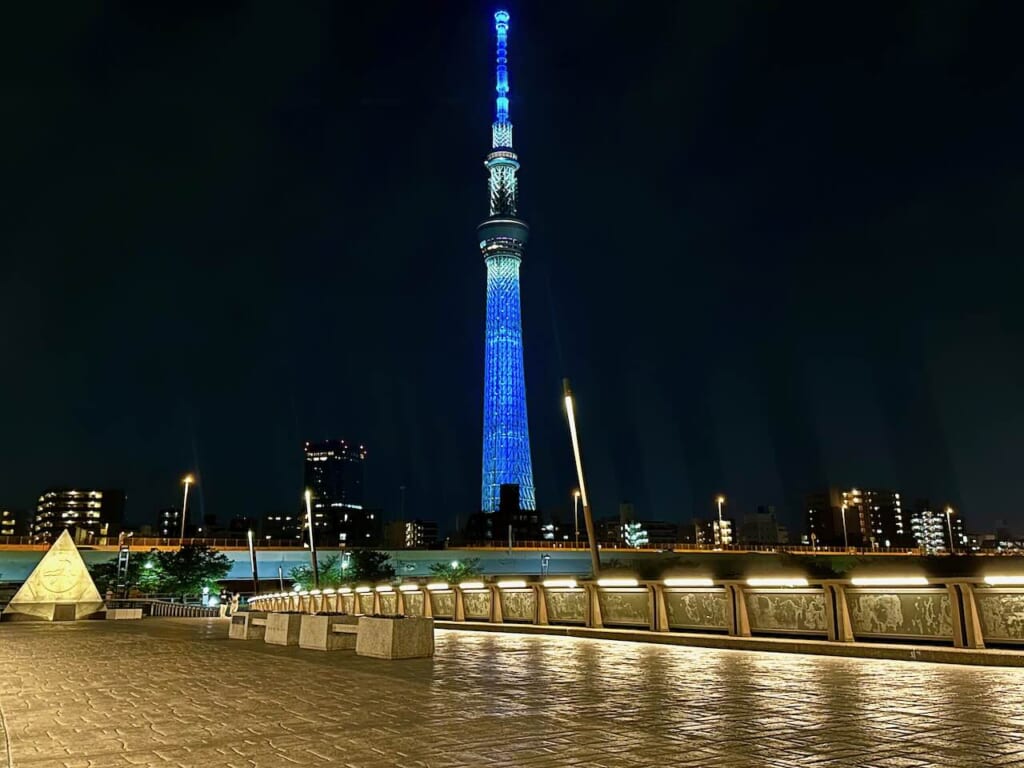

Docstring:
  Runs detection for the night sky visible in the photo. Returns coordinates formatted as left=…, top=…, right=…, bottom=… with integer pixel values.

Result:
left=4, top=2, right=1023, bottom=535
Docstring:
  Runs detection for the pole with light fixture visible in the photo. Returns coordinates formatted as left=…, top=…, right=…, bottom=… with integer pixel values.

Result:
left=841, top=503, right=849, bottom=550
left=715, top=495, right=727, bottom=547
left=945, top=506, right=956, bottom=554
left=572, top=489, right=581, bottom=548
left=563, top=379, right=600, bottom=578
left=178, top=474, right=194, bottom=548
left=247, top=529, right=259, bottom=595
left=304, top=489, right=320, bottom=589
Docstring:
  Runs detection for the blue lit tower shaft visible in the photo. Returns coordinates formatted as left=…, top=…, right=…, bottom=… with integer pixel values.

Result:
left=479, top=10, right=535, bottom=512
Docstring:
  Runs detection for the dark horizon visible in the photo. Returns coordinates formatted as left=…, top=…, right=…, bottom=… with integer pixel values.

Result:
left=4, top=2, right=1023, bottom=536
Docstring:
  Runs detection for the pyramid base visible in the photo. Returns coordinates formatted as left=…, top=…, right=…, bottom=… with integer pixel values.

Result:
left=2, top=602, right=106, bottom=622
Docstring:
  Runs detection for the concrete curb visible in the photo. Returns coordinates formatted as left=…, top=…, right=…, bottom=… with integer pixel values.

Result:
left=435, top=621, right=1024, bottom=668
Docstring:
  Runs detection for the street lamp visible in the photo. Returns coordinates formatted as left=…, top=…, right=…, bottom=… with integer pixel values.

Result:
left=841, top=503, right=849, bottom=550
left=178, top=475, right=194, bottom=548
left=572, top=490, right=581, bottom=548
left=715, top=495, right=727, bottom=547
left=304, top=489, right=319, bottom=589
left=945, top=506, right=956, bottom=554
left=563, top=379, right=600, bottom=578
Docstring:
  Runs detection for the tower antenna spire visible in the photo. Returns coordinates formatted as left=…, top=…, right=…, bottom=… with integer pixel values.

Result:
left=492, top=10, right=513, bottom=150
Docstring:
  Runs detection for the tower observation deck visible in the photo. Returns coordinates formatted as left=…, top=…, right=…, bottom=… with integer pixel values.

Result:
left=479, top=9, right=535, bottom=512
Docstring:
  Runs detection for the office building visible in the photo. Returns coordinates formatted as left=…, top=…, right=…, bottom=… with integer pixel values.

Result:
left=304, top=439, right=379, bottom=546
left=32, top=488, right=125, bottom=544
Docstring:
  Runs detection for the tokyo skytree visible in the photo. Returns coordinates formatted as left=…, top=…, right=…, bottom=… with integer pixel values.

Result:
left=478, top=10, right=535, bottom=512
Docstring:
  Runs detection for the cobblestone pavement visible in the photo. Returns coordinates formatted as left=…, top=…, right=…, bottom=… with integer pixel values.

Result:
left=1, top=619, right=1024, bottom=768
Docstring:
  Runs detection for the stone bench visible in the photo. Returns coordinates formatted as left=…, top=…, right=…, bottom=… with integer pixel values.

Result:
left=264, top=612, right=303, bottom=646
left=355, top=616, right=434, bottom=659
left=299, top=614, right=359, bottom=651
left=229, top=611, right=268, bottom=640
left=106, top=608, right=143, bottom=620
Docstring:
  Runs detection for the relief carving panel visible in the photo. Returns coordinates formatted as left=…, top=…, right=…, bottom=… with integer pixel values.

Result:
left=379, top=593, right=398, bottom=615
left=848, top=590, right=952, bottom=638
left=598, top=590, right=650, bottom=627
left=546, top=589, right=586, bottom=623
left=357, top=593, right=374, bottom=615
left=665, top=589, right=728, bottom=629
left=745, top=590, right=827, bottom=635
left=976, top=591, right=1024, bottom=642
left=463, top=591, right=491, bottom=619
left=403, top=592, right=424, bottom=617
left=500, top=590, right=535, bottom=622
left=431, top=591, right=455, bottom=618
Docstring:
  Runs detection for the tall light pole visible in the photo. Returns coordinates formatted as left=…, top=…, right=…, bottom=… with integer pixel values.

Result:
left=573, top=490, right=581, bottom=548
left=563, top=379, right=600, bottom=578
left=178, top=474, right=194, bottom=548
left=841, top=503, right=849, bottom=550
left=247, top=529, right=259, bottom=595
left=945, top=506, right=956, bottom=554
left=304, top=489, right=319, bottom=589
left=716, top=495, right=726, bottom=547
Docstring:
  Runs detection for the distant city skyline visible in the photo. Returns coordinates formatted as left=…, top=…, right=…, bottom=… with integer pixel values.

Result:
left=3, top=4, right=1021, bottom=535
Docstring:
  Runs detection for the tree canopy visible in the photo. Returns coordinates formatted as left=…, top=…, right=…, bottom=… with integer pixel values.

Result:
left=289, top=550, right=396, bottom=590
left=428, top=557, right=482, bottom=582
left=87, top=544, right=231, bottom=597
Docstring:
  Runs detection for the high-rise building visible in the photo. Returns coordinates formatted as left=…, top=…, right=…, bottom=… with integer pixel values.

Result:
left=479, top=10, right=536, bottom=514
left=0, top=509, right=20, bottom=537
left=262, top=512, right=303, bottom=542
left=404, top=520, right=439, bottom=549
left=31, top=488, right=125, bottom=543
left=303, top=440, right=379, bottom=546
left=157, top=507, right=180, bottom=538
left=909, top=501, right=967, bottom=554
left=805, top=488, right=911, bottom=548
left=739, top=506, right=789, bottom=545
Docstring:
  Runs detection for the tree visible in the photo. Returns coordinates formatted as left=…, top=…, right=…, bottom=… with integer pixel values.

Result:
left=88, top=551, right=164, bottom=595
left=347, top=550, right=395, bottom=583
left=289, top=551, right=396, bottom=591
left=153, top=544, right=231, bottom=597
left=290, top=554, right=344, bottom=591
left=429, top=557, right=482, bottom=583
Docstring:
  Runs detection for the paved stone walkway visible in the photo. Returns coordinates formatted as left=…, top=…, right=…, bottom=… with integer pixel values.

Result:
left=1, top=619, right=1023, bottom=767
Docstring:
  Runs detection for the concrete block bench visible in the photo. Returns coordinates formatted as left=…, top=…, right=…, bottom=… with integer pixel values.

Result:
left=299, top=614, right=360, bottom=651
left=264, top=612, right=303, bottom=646
left=106, top=608, right=143, bottom=620
left=229, top=611, right=268, bottom=640
left=355, top=616, right=434, bottom=659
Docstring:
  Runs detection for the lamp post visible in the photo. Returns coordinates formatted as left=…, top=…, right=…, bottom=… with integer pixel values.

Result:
left=247, top=529, right=259, bottom=595
left=304, top=489, right=320, bottom=589
left=178, top=475, right=194, bottom=548
left=573, top=490, right=581, bottom=548
left=841, top=503, right=849, bottom=550
left=563, top=379, right=600, bottom=578
left=945, top=506, right=956, bottom=554
left=715, top=495, right=726, bottom=547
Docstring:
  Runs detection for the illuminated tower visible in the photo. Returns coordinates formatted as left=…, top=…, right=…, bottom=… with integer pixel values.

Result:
left=479, top=9, right=536, bottom=512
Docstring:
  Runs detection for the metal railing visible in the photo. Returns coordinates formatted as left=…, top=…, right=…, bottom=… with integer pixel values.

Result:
left=106, top=598, right=220, bottom=618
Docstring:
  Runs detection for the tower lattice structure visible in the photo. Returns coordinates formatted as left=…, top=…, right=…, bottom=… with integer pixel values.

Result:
left=479, top=10, right=536, bottom=513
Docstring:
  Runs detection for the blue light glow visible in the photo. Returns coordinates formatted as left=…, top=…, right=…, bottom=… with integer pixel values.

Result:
left=493, top=10, right=511, bottom=142
left=480, top=10, right=535, bottom=512
left=481, top=254, right=536, bottom=512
